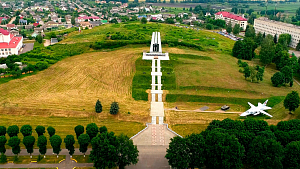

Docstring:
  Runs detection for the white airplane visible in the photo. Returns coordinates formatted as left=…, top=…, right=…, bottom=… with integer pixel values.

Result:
left=240, top=100, right=273, bottom=117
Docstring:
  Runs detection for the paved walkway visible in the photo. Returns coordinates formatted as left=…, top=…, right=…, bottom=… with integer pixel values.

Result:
left=166, top=107, right=242, bottom=114
left=128, top=124, right=179, bottom=169
left=0, top=148, right=93, bottom=169
left=0, top=153, right=93, bottom=169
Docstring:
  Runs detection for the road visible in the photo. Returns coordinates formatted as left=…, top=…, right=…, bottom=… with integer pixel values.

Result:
left=73, top=2, right=94, bottom=16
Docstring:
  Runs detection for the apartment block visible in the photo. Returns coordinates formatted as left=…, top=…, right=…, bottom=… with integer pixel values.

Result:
left=215, top=11, right=248, bottom=30
left=254, top=17, right=300, bottom=48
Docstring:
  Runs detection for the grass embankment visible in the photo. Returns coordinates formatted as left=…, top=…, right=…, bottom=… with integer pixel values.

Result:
left=3, top=155, right=65, bottom=164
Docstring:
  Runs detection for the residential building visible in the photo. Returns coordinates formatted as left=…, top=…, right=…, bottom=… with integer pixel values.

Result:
left=254, top=17, right=300, bottom=48
left=80, top=21, right=93, bottom=29
left=6, top=24, right=17, bottom=30
left=0, top=28, right=23, bottom=58
left=77, top=16, right=100, bottom=22
left=215, top=11, right=248, bottom=30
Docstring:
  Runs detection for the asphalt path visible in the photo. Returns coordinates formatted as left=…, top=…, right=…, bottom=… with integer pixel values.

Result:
left=1, top=146, right=171, bottom=169
left=19, top=43, right=34, bottom=54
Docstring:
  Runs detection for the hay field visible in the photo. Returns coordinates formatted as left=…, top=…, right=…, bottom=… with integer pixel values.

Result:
left=0, top=48, right=156, bottom=120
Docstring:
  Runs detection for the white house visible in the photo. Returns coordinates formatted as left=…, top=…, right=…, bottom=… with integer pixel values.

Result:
left=0, top=28, right=23, bottom=58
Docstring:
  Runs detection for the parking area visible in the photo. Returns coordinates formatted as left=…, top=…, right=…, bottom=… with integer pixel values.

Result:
left=19, top=43, right=34, bottom=54
left=216, top=31, right=243, bottom=41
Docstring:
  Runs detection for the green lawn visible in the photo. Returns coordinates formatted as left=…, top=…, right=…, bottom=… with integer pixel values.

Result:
left=0, top=114, right=145, bottom=149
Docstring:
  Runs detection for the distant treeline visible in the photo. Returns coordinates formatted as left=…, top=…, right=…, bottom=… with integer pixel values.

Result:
left=179, top=0, right=297, bottom=3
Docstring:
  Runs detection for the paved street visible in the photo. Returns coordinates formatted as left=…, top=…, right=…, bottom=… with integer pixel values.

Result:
left=127, top=145, right=170, bottom=169
left=19, top=43, right=34, bottom=54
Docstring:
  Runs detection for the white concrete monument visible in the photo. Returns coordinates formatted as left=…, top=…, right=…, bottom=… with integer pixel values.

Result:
left=143, top=32, right=169, bottom=124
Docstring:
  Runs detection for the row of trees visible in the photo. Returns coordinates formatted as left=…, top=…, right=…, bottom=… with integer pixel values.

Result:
left=232, top=26, right=300, bottom=87
left=95, top=100, right=119, bottom=115
left=166, top=118, right=300, bottom=169
left=0, top=123, right=139, bottom=169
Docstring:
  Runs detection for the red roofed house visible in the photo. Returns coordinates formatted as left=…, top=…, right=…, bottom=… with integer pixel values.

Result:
left=77, top=16, right=100, bottom=22
left=6, top=24, right=17, bottom=30
left=215, top=11, right=248, bottom=31
left=33, top=23, right=40, bottom=27
left=0, top=28, right=23, bottom=58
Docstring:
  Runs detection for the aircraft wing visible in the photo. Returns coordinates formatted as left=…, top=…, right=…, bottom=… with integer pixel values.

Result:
left=248, top=102, right=255, bottom=108
left=262, top=106, right=272, bottom=110
left=260, top=110, right=273, bottom=117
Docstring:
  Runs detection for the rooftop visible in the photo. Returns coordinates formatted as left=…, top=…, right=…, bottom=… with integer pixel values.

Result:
left=215, top=11, right=247, bottom=21
left=0, top=28, right=9, bottom=35
left=0, top=36, right=22, bottom=49
left=256, top=17, right=300, bottom=29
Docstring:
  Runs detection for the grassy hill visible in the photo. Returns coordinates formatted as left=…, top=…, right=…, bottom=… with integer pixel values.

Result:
left=0, top=23, right=300, bottom=138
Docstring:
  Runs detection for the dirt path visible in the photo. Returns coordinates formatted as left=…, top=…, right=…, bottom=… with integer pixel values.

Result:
left=44, top=39, right=50, bottom=47
left=165, top=108, right=242, bottom=114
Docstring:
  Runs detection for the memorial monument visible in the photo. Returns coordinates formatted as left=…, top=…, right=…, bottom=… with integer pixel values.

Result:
left=142, top=32, right=169, bottom=124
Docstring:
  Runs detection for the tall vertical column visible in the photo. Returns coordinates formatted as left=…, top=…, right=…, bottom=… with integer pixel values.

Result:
left=157, top=59, right=162, bottom=102
left=152, top=59, right=156, bottom=102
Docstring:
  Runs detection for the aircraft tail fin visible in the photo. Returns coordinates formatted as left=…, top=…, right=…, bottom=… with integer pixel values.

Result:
left=263, top=100, right=268, bottom=106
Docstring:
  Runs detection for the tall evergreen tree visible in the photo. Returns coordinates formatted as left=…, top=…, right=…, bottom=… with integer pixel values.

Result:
left=110, top=102, right=119, bottom=115
left=95, top=99, right=102, bottom=113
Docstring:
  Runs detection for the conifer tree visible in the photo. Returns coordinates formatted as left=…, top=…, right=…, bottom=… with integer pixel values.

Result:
left=95, top=99, right=102, bottom=113
left=110, top=102, right=119, bottom=115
